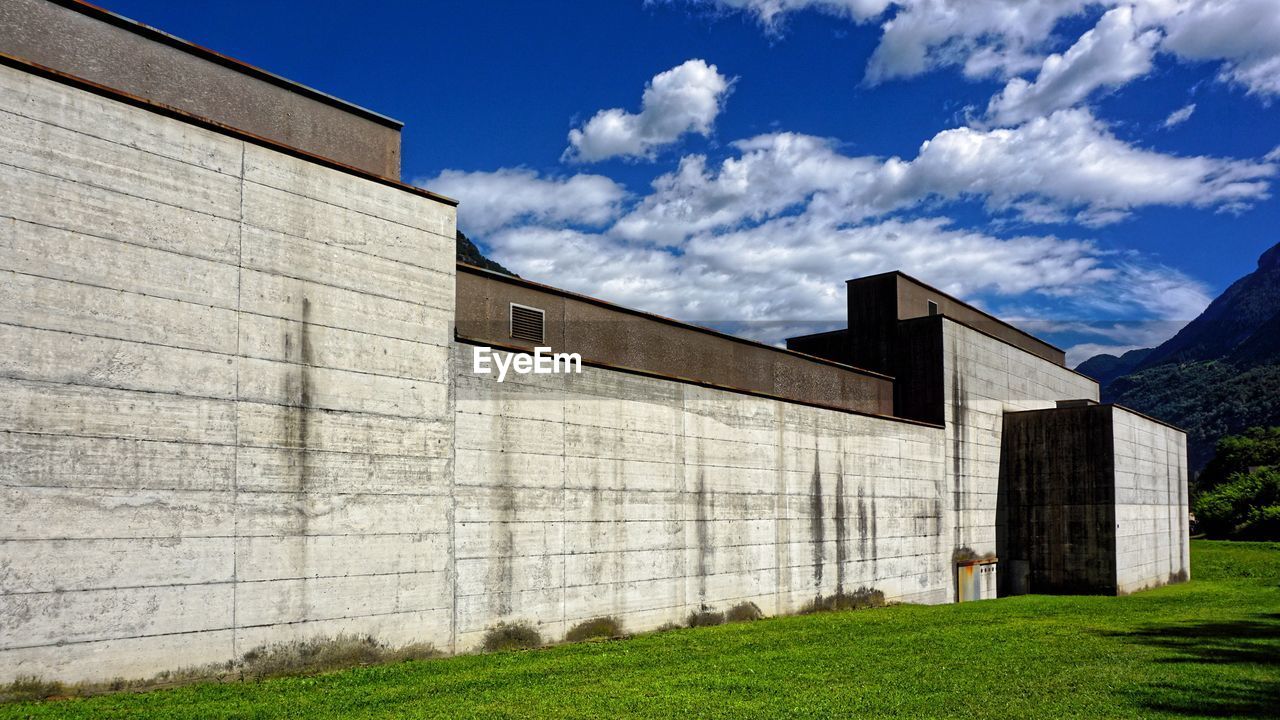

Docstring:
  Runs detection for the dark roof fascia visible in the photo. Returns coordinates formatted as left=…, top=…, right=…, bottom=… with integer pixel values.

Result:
left=0, top=51, right=457, bottom=206
left=458, top=262, right=894, bottom=382
left=453, top=336, right=942, bottom=430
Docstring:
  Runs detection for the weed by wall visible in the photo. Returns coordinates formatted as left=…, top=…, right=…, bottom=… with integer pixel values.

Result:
left=564, top=617, right=624, bottom=642
left=0, top=635, right=437, bottom=703
left=800, top=587, right=886, bottom=614
left=726, top=602, right=764, bottom=622
left=482, top=621, right=543, bottom=651
left=687, top=607, right=726, bottom=628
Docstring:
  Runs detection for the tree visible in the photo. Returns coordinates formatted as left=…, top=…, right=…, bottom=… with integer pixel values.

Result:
left=1197, top=426, right=1280, bottom=494
left=1192, top=427, right=1280, bottom=540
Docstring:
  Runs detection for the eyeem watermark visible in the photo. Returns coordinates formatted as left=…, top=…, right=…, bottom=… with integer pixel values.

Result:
left=473, top=346, right=582, bottom=382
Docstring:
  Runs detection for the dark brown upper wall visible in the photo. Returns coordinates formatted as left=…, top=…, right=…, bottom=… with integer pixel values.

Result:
left=874, top=273, right=1065, bottom=366
left=2, top=0, right=402, bottom=178
left=457, top=265, right=898, bottom=419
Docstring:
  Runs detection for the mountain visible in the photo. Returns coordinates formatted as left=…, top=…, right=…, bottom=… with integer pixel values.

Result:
left=1228, top=308, right=1280, bottom=368
left=1077, top=240, right=1280, bottom=474
left=456, top=229, right=517, bottom=276
left=1074, top=347, right=1152, bottom=387
left=1134, top=242, right=1280, bottom=370
left=1106, top=362, right=1280, bottom=472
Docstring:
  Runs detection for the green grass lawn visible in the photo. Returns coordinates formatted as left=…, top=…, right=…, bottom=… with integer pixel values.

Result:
left=4, top=540, right=1278, bottom=719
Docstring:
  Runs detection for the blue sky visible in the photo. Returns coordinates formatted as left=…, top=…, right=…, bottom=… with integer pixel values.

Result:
left=107, top=0, right=1280, bottom=363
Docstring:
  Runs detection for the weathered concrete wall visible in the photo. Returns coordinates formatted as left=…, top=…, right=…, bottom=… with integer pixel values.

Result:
left=941, top=320, right=1099, bottom=597
left=999, top=405, right=1189, bottom=595
left=0, top=49, right=1190, bottom=684
left=0, top=63, right=456, bottom=683
left=0, top=59, right=948, bottom=681
left=1001, top=405, right=1118, bottom=593
left=453, top=343, right=949, bottom=646
left=1112, top=407, right=1190, bottom=593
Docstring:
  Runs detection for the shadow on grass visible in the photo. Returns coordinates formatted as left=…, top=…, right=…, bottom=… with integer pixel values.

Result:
left=1105, top=613, right=1280, bottom=717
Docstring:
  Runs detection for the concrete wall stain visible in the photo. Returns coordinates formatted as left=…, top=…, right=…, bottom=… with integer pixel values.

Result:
left=870, top=485, right=879, bottom=580
left=0, top=62, right=1193, bottom=682
left=810, top=447, right=824, bottom=592
left=1165, top=460, right=1175, bottom=578
left=695, top=467, right=711, bottom=605
left=492, top=481, right=516, bottom=616
left=279, top=296, right=315, bottom=617
left=491, top=401, right=516, bottom=616
left=857, top=484, right=869, bottom=563
left=834, top=466, right=847, bottom=595
left=949, top=349, right=966, bottom=553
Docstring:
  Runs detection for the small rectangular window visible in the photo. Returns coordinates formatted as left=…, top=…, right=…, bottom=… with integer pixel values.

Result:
left=927, top=300, right=939, bottom=316
left=510, top=303, right=545, bottom=343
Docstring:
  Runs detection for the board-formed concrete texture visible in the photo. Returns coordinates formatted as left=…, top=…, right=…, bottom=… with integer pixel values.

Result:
left=452, top=344, right=948, bottom=648
left=0, top=9, right=1191, bottom=684
left=1000, top=405, right=1190, bottom=595
left=0, top=61, right=457, bottom=682
left=941, top=319, right=1100, bottom=597
left=1112, top=407, right=1190, bottom=594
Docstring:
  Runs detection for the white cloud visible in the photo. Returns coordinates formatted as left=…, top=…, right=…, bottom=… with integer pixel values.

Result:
left=481, top=211, right=1211, bottom=352
left=613, top=133, right=885, bottom=244
left=985, top=6, right=1161, bottom=127
left=1109, top=261, right=1214, bottom=321
left=451, top=119, right=1244, bottom=353
left=1162, top=102, right=1196, bottom=127
left=994, top=264, right=1211, bottom=365
left=689, top=0, right=892, bottom=26
left=1056, top=305, right=1207, bottom=365
left=613, top=109, right=1274, bottom=245
left=867, top=0, right=1096, bottom=83
left=430, top=49, right=1264, bottom=358
left=1160, top=0, right=1280, bottom=97
left=681, top=0, right=1096, bottom=81
left=897, top=108, right=1274, bottom=221
left=422, top=168, right=627, bottom=235
left=485, top=216, right=1098, bottom=323
left=564, top=60, right=734, bottom=162
left=683, top=0, right=1280, bottom=101
left=1065, top=342, right=1143, bottom=366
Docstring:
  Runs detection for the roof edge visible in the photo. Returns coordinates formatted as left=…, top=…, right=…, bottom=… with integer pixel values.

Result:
left=1107, top=403, right=1187, bottom=434
left=1005, top=403, right=1186, bottom=434
left=853, top=270, right=1068, bottom=355
left=1, top=51, right=457, bottom=206
left=922, top=315, right=1099, bottom=385
left=51, top=0, right=404, bottom=129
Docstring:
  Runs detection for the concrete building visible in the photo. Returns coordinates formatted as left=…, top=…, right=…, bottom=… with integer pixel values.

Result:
left=0, top=0, right=1190, bottom=684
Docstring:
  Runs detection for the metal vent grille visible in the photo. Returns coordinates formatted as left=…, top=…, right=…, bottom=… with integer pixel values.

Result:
left=510, top=303, right=545, bottom=344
